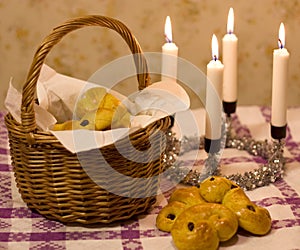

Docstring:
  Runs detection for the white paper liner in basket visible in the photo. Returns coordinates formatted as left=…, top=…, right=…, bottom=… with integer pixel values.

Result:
left=5, top=64, right=190, bottom=153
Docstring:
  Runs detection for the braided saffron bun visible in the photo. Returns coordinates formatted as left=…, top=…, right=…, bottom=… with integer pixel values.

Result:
left=222, top=186, right=272, bottom=235
left=169, top=186, right=206, bottom=207
left=156, top=176, right=272, bottom=249
left=156, top=201, right=187, bottom=232
left=172, top=219, right=218, bottom=250
left=53, top=87, right=131, bottom=131
left=199, top=176, right=237, bottom=203
left=171, top=203, right=238, bottom=250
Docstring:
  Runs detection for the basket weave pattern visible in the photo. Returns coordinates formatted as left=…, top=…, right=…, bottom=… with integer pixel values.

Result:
left=5, top=15, right=171, bottom=224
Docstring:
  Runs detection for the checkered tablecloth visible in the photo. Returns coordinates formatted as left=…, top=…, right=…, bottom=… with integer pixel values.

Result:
left=1, top=106, right=300, bottom=250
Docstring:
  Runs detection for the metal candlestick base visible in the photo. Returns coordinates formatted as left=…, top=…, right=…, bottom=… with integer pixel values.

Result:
left=163, top=116, right=286, bottom=190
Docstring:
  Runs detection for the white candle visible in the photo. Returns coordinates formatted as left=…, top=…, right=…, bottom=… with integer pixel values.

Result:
left=222, top=7, right=238, bottom=102
left=271, top=23, right=290, bottom=127
left=162, top=16, right=178, bottom=82
left=205, top=34, right=224, bottom=140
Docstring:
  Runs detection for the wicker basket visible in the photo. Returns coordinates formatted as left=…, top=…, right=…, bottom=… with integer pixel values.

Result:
left=5, top=15, right=171, bottom=224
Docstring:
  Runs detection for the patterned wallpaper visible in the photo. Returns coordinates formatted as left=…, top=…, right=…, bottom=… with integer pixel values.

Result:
left=1, top=0, right=300, bottom=110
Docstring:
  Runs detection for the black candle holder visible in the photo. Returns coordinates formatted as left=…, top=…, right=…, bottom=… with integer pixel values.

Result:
left=223, top=100, right=237, bottom=115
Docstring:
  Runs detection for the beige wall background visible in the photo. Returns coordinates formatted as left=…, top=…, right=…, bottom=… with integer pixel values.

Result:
left=1, top=0, right=300, bottom=111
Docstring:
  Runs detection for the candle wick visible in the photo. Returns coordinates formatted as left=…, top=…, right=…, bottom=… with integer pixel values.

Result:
left=165, top=34, right=172, bottom=43
left=213, top=55, right=217, bottom=61
left=278, top=38, right=284, bottom=49
left=228, top=30, right=233, bottom=35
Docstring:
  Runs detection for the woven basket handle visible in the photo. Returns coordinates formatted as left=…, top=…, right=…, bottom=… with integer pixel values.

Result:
left=21, top=15, right=150, bottom=132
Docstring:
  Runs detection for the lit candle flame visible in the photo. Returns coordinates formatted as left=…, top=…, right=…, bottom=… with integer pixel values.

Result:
left=212, top=34, right=219, bottom=61
left=227, top=7, right=234, bottom=34
left=164, top=16, right=173, bottom=43
left=278, top=22, right=285, bottom=49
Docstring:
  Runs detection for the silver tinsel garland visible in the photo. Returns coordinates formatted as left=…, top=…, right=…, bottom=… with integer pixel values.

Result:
left=163, top=116, right=285, bottom=190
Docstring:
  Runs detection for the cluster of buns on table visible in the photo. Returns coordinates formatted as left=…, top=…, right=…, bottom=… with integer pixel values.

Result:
left=156, top=176, right=272, bottom=250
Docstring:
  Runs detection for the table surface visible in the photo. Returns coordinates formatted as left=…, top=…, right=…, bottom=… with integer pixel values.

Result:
left=1, top=106, right=300, bottom=250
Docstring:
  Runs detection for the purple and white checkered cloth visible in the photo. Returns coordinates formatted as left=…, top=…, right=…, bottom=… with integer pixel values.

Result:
left=1, top=106, right=300, bottom=250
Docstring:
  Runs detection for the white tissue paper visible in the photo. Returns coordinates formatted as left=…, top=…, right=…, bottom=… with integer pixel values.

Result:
left=5, top=64, right=190, bottom=153
left=5, top=79, right=57, bottom=131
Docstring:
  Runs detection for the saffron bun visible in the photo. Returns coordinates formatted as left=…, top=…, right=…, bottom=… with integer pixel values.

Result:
left=199, top=176, right=238, bottom=203
left=168, top=186, right=206, bottom=207
left=155, top=201, right=187, bottom=232
left=52, top=87, right=131, bottom=131
left=171, top=203, right=239, bottom=250
left=156, top=176, right=272, bottom=249
left=172, top=219, right=218, bottom=250
left=222, top=187, right=272, bottom=235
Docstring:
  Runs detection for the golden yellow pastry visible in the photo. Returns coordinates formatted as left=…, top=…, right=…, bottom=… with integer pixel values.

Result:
left=75, top=87, right=107, bottom=118
left=238, top=203, right=271, bottom=235
left=110, top=102, right=131, bottom=128
left=222, top=185, right=251, bottom=205
left=79, top=105, right=130, bottom=131
left=168, top=186, right=206, bottom=207
left=180, top=203, right=238, bottom=242
left=100, top=91, right=123, bottom=111
left=80, top=108, right=113, bottom=131
left=156, top=176, right=272, bottom=249
left=205, top=204, right=238, bottom=242
left=156, top=201, right=187, bottom=232
left=199, top=176, right=237, bottom=203
left=222, top=186, right=272, bottom=235
left=53, top=87, right=131, bottom=131
left=172, top=219, right=219, bottom=250
left=52, top=120, right=84, bottom=131
left=171, top=203, right=238, bottom=250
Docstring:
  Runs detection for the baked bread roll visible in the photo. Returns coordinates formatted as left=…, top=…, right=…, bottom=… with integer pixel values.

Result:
left=79, top=105, right=130, bottom=131
left=156, top=176, right=272, bottom=249
left=171, top=203, right=238, bottom=250
left=75, top=87, right=107, bottom=118
left=52, top=120, right=83, bottom=130
left=222, top=186, right=272, bottom=235
left=199, top=176, right=237, bottom=203
left=169, top=186, right=206, bottom=207
left=53, top=87, right=131, bottom=131
left=172, top=219, right=218, bottom=250
left=156, top=201, right=187, bottom=232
